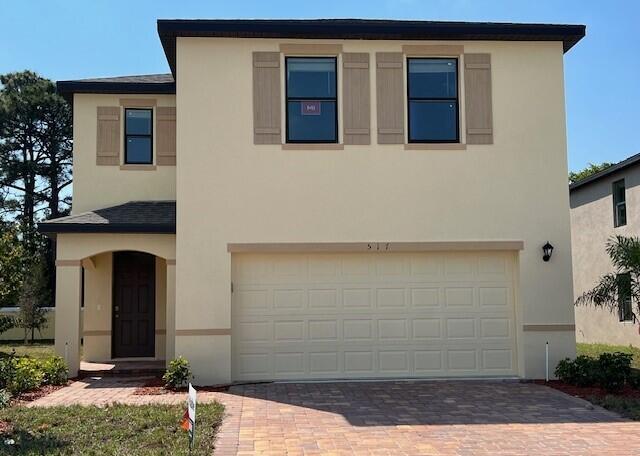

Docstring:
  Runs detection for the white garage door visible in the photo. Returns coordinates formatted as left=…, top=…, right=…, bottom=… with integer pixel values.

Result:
left=231, top=251, right=518, bottom=381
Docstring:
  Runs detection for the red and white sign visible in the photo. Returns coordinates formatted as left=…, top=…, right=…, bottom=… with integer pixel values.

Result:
left=301, top=101, right=321, bottom=115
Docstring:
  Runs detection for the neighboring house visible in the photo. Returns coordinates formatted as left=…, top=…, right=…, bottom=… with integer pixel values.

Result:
left=39, top=19, right=585, bottom=384
left=571, top=153, right=640, bottom=347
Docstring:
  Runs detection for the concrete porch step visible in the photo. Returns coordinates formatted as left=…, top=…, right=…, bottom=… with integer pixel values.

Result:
left=79, top=360, right=165, bottom=378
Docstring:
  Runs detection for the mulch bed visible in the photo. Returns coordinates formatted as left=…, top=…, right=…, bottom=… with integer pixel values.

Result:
left=133, top=377, right=229, bottom=396
left=10, top=381, right=73, bottom=406
left=537, top=379, right=640, bottom=400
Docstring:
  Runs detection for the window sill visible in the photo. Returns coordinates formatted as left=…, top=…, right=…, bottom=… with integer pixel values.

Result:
left=282, top=144, right=344, bottom=150
left=404, top=143, right=466, bottom=150
left=120, top=164, right=157, bottom=171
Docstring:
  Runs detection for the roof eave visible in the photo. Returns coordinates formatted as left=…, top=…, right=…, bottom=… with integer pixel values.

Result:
left=56, top=80, right=176, bottom=103
left=37, top=223, right=176, bottom=235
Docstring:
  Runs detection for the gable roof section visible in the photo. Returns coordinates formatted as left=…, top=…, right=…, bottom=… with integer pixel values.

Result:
left=38, top=201, right=176, bottom=234
left=56, top=74, right=175, bottom=102
left=569, top=152, right=640, bottom=192
left=157, top=18, right=586, bottom=76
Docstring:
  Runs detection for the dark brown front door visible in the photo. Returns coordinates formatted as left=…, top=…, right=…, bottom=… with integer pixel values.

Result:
left=112, top=251, right=155, bottom=358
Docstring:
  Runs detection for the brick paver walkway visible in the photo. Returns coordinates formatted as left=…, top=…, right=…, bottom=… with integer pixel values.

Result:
left=28, top=378, right=640, bottom=455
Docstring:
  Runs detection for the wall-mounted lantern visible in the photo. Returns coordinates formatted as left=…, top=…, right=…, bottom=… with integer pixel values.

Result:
left=542, top=242, right=554, bottom=262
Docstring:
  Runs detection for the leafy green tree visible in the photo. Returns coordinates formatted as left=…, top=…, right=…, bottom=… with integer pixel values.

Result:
left=569, top=162, right=613, bottom=184
left=0, top=224, right=25, bottom=307
left=575, top=235, right=640, bottom=321
left=16, top=259, right=49, bottom=343
left=0, top=315, right=14, bottom=335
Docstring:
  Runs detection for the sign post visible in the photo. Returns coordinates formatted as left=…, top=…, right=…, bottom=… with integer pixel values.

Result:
left=187, top=383, right=197, bottom=451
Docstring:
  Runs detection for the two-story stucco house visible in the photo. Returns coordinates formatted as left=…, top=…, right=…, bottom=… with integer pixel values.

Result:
left=571, top=153, right=640, bottom=347
left=40, top=19, right=585, bottom=384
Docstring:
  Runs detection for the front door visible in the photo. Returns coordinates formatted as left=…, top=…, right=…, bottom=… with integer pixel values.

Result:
left=113, top=251, right=156, bottom=358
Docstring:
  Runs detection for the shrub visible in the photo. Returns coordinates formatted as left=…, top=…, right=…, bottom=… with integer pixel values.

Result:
left=10, top=358, right=44, bottom=395
left=163, top=356, right=192, bottom=389
left=598, top=352, right=632, bottom=392
left=0, top=352, right=16, bottom=390
left=39, top=356, right=68, bottom=386
left=628, top=369, right=640, bottom=389
left=0, top=389, right=10, bottom=409
left=555, top=355, right=599, bottom=387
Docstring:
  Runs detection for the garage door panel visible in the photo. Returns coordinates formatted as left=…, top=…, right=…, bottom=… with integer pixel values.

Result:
left=232, top=252, right=517, bottom=380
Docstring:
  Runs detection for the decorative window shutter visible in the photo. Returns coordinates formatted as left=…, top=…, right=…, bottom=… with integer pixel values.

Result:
left=464, top=54, right=493, bottom=145
left=156, top=107, right=176, bottom=165
left=375, top=52, right=404, bottom=144
left=96, top=106, right=120, bottom=165
left=343, top=53, right=370, bottom=145
left=253, top=52, right=281, bottom=144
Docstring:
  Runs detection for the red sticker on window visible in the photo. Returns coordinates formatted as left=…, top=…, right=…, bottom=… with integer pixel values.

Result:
left=301, top=101, right=321, bottom=115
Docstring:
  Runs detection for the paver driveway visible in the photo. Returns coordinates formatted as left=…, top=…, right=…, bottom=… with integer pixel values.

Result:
left=215, top=380, right=640, bottom=456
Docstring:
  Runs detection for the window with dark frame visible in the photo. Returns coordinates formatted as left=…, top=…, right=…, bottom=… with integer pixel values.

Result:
left=613, top=179, right=627, bottom=227
left=124, top=108, right=153, bottom=164
left=618, top=272, right=633, bottom=322
left=286, top=57, right=337, bottom=143
left=407, top=58, right=459, bottom=143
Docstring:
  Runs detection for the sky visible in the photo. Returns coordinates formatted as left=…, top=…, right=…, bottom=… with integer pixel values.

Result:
left=1, top=0, right=638, bottom=172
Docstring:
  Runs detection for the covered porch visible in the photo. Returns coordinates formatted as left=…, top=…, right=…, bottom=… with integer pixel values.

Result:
left=39, top=201, right=176, bottom=377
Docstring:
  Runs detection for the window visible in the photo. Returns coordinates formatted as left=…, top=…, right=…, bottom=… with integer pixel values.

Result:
left=618, top=272, right=633, bottom=322
left=124, top=108, right=153, bottom=164
left=613, top=179, right=626, bottom=227
left=407, top=58, right=459, bottom=143
left=286, top=57, right=337, bottom=143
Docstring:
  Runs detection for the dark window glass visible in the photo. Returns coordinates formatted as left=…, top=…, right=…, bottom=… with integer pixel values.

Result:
left=286, top=57, right=337, bottom=143
left=407, top=58, right=459, bottom=143
left=618, top=272, right=633, bottom=322
left=613, top=179, right=626, bottom=227
left=125, top=108, right=152, bottom=164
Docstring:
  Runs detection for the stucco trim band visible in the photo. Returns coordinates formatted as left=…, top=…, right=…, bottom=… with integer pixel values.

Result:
left=402, top=44, right=464, bottom=56
left=522, top=324, right=576, bottom=332
left=175, top=329, right=231, bottom=336
left=404, top=143, right=466, bottom=150
left=281, top=144, right=345, bottom=150
left=227, top=240, right=525, bottom=253
left=279, top=43, right=343, bottom=55
left=83, top=329, right=166, bottom=336
left=55, top=259, right=82, bottom=267
left=166, top=259, right=176, bottom=265
left=119, top=98, right=157, bottom=107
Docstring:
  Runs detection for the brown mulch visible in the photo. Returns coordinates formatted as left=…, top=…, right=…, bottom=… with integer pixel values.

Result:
left=133, top=377, right=229, bottom=396
left=538, top=380, right=640, bottom=400
left=10, top=381, right=73, bottom=406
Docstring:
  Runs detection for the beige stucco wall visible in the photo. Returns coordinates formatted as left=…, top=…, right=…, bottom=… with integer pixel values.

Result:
left=71, top=93, right=176, bottom=214
left=174, top=37, right=576, bottom=384
left=571, top=165, right=640, bottom=347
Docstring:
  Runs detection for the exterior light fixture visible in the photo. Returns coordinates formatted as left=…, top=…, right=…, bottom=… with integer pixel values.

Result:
left=542, top=242, right=554, bottom=262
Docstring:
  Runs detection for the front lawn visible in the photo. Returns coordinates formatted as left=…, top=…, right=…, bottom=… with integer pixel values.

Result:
left=577, top=342, right=640, bottom=369
left=0, top=403, right=224, bottom=455
left=0, top=340, right=56, bottom=359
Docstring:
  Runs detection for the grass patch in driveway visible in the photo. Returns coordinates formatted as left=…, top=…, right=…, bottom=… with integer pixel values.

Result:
left=0, top=402, right=224, bottom=455
left=588, top=395, right=640, bottom=420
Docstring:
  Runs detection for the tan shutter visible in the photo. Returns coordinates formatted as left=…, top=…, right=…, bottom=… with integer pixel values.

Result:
left=253, top=52, right=281, bottom=144
left=464, top=54, right=493, bottom=145
left=376, top=52, right=404, bottom=144
left=96, top=106, right=120, bottom=165
left=156, top=107, right=176, bottom=165
left=342, top=53, right=370, bottom=145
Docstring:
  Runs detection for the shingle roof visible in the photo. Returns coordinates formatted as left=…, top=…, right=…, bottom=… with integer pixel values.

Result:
left=158, top=18, right=586, bottom=76
left=569, top=152, right=640, bottom=192
left=38, top=201, right=176, bottom=234
left=56, top=74, right=175, bottom=102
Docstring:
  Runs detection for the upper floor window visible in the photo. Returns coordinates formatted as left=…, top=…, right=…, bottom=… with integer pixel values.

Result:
left=613, top=179, right=626, bottom=227
left=286, top=57, right=337, bottom=143
left=407, top=58, right=459, bottom=143
left=125, top=108, right=153, bottom=164
left=618, top=272, right=633, bottom=322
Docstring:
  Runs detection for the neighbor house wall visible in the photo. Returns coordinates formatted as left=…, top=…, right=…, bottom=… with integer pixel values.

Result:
left=0, top=308, right=55, bottom=341
left=174, top=37, right=575, bottom=384
left=571, top=165, right=640, bottom=347
left=71, top=93, right=176, bottom=214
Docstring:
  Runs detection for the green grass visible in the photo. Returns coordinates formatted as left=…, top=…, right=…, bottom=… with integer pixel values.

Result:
left=0, top=340, right=56, bottom=359
left=0, top=403, right=224, bottom=455
left=577, top=342, right=640, bottom=369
